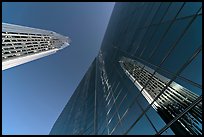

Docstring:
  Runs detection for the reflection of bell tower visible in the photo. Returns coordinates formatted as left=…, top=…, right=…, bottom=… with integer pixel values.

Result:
left=119, top=56, right=202, bottom=135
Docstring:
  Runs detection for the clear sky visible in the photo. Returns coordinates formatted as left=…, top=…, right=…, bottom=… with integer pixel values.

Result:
left=2, top=2, right=115, bottom=135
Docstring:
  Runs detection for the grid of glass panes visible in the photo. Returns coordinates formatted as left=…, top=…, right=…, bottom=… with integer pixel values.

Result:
left=102, top=3, right=202, bottom=133
left=2, top=31, right=58, bottom=60
left=100, top=2, right=202, bottom=135
left=50, top=59, right=97, bottom=135
left=97, top=51, right=122, bottom=134
left=119, top=57, right=202, bottom=135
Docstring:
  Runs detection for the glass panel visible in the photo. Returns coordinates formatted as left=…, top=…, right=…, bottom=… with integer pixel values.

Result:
left=138, top=22, right=171, bottom=57
left=139, top=25, right=158, bottom=60
left=151, top=2, right=171, bottom=25
left=111, top=123, right=125, bottom=135
left=137, top=93, right=150, bottom=110
left=106, top=97, right=114, bottom=109
left=161, top=127, right=175, bottom=135
left=107, top=104, right=117, bottom=118
left=173, top=77, right=202, bottom=96
left=139, top=21, right=171, bottom=59
left=129, top=28, right=147, bottom=55
left=120, top=101, right=143, bottom=133
left=161, top=15, right=202, bottom=74
left=177, top=2, right=201, bottom=18
left=125, top=87, right=138, bottom=105
left=105, top=90, right=111, bottom=100
left=123, top=79, right=139, bottom=96
left=155, top=68, right=174, bottom=80
left=98, top=120, right=106, bottom=133
left=162, top=2, right=184, bottom=22
left=180, top=51, right=202, bottom=86
left=137, top=3, right=154, bottom=28
left=101, top=127, right=108, bottom=135
left=166, top=100, right=202, bottom=135
left=115, top=88, right=127, bottom=107
left=127, top=115, right=156, bottom=135
left=149, top=78, right=202, bottom=135
left=118, top=95, right=130, bottom=117
left=112, top=82, right=122, bottom=97
left=146, top=106, right=166, bottom=132
left=108, top=114, right=119, bottom=133
left=150, top=16, right=193, bottom=66
left=144, top=2, right=161, bottom=27
left=131, top=4, right=148, bottom=30
left=198, top=7, right=202, bottom=14
left=121, top=30, right=136, bottom=51
left=113, top=87, right=123, bottom=100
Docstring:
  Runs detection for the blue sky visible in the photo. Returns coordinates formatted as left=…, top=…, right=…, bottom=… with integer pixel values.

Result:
left=2, top=2, right=115, bottom=135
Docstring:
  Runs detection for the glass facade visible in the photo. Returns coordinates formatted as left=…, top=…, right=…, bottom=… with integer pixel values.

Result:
left=50, top=2, right=202, bottom=135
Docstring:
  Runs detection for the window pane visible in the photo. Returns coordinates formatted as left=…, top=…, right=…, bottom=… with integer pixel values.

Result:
left=137, top=3, right=154, bottom=28
left=113, top=83, right=122, bottom=98
left=107, top=104, right=117, bottom=118
left=139, top=21, right=171, bottom=59
left=106, top=97, right=114, bottom=109
left=177, top=2, right=201, bottom=18
left=162, top=2, right=184, bottom=22
left=101, top=127, right=108, bottom=135
left=125, top=87, right=138, bottom=105
left=129, top=28, right=147, bottom=55
left=180, top=51, right=202, bottom=85
left=115, top=88, right=127, bottom=107
left=198, top=7, right=202, bottom=14
left=111, top=123, right=124, bottom=135
left=97, top=116, right=106, bottom=133
left=161, top=15, right=202, bottom=74
left=120, top=102, right=143, bottom=133
left=144, top=2, right=161, bottom=27
left=173, top=77, right=202, bottom=96
left=166, top=100, right=202, bottom=135
left=108, top=114, right=119, bottom=133
left=139, top=25, right=158, bottom=60
left=127, top=115, right=156, bottom=135
left=150, top=16, right=193, bottom=66
left=148, top=78, right=202, bottom=135
left=146, top=106, right=166, bottom=131
left=132, top=4, right=149, bottom=30
left=114, top=87, right=123, bottom=100
left=161, top=127, right=175, bottom=135
left=118, top=95, right=130, bottom=117
left=137, top=93, right=150, bottom=110
left=151, top=2, right=171, bottom=25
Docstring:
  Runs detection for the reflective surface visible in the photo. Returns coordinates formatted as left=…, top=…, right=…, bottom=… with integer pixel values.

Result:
left=50, top=2, right=202, bottom=135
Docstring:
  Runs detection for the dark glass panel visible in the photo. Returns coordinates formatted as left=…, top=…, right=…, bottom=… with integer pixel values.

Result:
left=150, top=16, right=193, bottom=66
left=177, top=2, right=201, bottom=18
left=161, top=15, right=201, bottom=74
left=180, top=51, right=202, bottom=86
left=127, top=115, right=156, bottom=135
left=162, top=2, right=184, bottom=22
left=146, top=106, right=166, bottom=131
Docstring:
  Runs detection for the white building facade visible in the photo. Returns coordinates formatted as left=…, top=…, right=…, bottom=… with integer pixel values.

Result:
left=2, top=23, right=71, bottom=70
